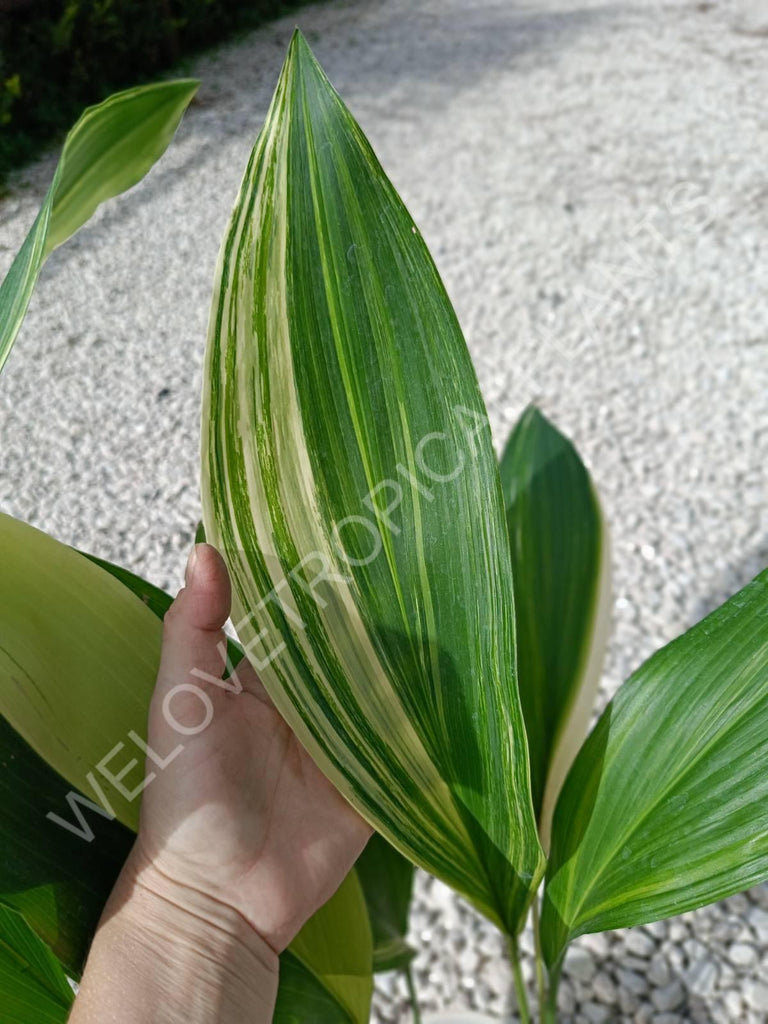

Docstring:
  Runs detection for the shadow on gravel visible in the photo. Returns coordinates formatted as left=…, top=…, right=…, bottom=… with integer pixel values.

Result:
left=26, top=0, right=626, bottom=280
left=319, top=1, right=620, bottom=101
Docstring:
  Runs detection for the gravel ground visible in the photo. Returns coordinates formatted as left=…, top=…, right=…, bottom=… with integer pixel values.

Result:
left=1, top=0, right=767, bottom=1020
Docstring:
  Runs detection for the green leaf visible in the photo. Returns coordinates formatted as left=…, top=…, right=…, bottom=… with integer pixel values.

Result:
left=0, top=515, right=372, bottom=1016
left=499, top=406, right=611, bottom=847
left=0, top=904, right=74, bottom=1023
left=285, top=869, right=373, bottom=1023
left=0, top=716, right=133, bottom=976
left=81, top=549, right=245, bottom=671
left=81, top=551, right=177, bottom=621
left=356, top=834, right=416, bottom=972
left=201, top=30, right=544, bottom=935
left=0, top=513, right=162, bottom=832
left=0, top=78, right=198, bottom=374
left=542, top=568, right=768, bottom=967
left=276, top=952, right=359, bottom=1024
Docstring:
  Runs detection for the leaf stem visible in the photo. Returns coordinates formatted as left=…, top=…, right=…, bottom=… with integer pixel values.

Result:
left=542, top=959, right=562, bottom=1024
left=405, top=963, right=422, bottom=1024
left=508, top=936, right=531, bottom=1024
left=531, top=895, right=547, bottom=1012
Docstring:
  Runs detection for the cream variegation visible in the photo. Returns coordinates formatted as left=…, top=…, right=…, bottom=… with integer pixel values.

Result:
left=201, top=30, right=544, bottom=934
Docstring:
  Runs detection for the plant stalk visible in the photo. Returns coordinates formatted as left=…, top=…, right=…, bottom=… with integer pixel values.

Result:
left=531, top=895, right=547, bottom=1013
left=541, top=959, right=562, bottom=1024
left=508, top=936, right=531, bottom=1024
left=405, top=963, right=422, bottom=1024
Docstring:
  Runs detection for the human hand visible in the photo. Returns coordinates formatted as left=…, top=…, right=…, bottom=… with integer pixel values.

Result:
left=125, top=542, right=373, bottom=953
left=72, top=543, right=371, bottom=1023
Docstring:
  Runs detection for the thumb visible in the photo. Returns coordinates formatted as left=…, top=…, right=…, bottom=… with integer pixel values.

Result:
left=151, top=544, right=233, bottom=739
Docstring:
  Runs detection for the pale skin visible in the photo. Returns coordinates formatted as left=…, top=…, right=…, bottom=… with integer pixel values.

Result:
left=70, top=543, right=372, bottom=1023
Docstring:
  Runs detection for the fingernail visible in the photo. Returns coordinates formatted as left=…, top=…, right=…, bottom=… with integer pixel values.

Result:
left=185, top=545, right=199, bottom=586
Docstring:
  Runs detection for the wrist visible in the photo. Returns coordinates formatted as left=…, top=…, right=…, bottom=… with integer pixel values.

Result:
left=75, top=850, right=279, bottom=1024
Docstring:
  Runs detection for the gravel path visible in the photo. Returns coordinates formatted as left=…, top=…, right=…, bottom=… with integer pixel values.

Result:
left=1, top=0, right=767, bottom=1020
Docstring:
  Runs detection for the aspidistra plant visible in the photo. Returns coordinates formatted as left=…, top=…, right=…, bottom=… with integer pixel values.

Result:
left=202, top=31, right=768, bottom=1020
left=1, top=30, right=767, bottom=1024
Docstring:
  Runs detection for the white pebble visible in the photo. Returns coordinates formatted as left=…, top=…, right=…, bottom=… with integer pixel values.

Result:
left=747, top=906, right=768, bottom=943
left=727, top=941, right=757, bottom=968
left=651, top=981, right=685, bottom=1013
left=745, top=981, right=768, bottom=1013
left=564, top=945, right=596, bottom=983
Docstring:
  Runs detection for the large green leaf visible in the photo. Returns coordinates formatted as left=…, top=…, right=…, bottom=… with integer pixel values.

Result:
left=0, top=904, right=74, bottom=1023
left=500, top=406, right=611, bottom=847
left=356, top=834, right=415, bottom=972
left=201, top=30, right=543, bottom=935
left=0, top=78, right=198, bottom=374
left=542, top=567, right=768, bottom=968
left=0, top=514, right=372, bottom=1017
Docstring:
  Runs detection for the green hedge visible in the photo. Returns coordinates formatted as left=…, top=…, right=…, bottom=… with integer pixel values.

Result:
left=0, top=0, right=307, bottom=181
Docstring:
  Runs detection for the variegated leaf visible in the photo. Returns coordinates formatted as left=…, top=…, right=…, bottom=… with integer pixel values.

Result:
left=201, top=31, right=544, bottom=934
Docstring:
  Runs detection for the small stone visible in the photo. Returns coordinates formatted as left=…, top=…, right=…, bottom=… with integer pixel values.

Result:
left=682, top=938, right=707, bottom=961
left=683, top=957, right=718, bottom=995
left=617, top=968, right=648, bottom=996
left=651, top=981, right=685, bottom=1013
left=582, top=1000, right=613, bottom=1023
left=564, top=945, right=596, bottom=983
left=633, top=1002, right=654, bottom=1024
left=748, top=905, right=768, bottom=943
left=458, top=947, right=478, bottom=974
left=647, top=954, right=672, bottom=988
left=727, top=941, right=757, bottom=968
left=581, top=932, right=609, bottom=957
left=723, top=990, right=744, bottom=1018
left=666, top=946, right=685, bottom=972
left=745, top=981, right=768, bottom=1013
left=624, top=955, right=652, bottom=973
left=652, top=1015, right=682, bottom=1024
left=558, top=978, right=577, bottom=1015
left=483, top=959, right=510, bottom=995
left=593, top=970, right=618, bottom=1005
left=725, top=892, right=749, bottom=914
left=620, top=989, right=640, bottom=1014
left=624, top=930, right=656, bottom=958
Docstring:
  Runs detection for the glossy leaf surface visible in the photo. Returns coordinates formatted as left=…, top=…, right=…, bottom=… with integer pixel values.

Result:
left=201, top=31, right=543, bottom=934
left=542, top=568, right=768, bottom=966
left=0, top=79, right=197, bottom=373
left=500, top=406, right=611, bottom=846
